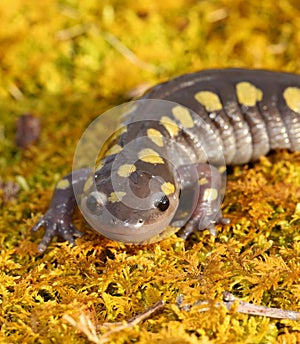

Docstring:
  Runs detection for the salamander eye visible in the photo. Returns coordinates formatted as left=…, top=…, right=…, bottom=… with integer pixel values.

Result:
left=154, top=195, right=170, bottom=212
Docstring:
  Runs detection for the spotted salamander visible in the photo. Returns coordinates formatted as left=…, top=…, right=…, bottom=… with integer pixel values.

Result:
left=32, top=68, right=300, bottom=253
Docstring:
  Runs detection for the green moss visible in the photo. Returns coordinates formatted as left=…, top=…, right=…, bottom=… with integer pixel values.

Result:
left=1, top=0, right=300, bottom=342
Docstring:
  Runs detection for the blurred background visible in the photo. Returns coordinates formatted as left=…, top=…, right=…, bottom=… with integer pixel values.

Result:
left=1, top=0, right=300, bottom=106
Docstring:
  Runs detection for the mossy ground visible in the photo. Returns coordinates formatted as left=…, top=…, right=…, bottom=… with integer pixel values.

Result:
left=1, top=0, right=300, bottom=343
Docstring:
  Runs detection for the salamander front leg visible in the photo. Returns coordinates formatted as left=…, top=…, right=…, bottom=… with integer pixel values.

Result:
left=31, top=168, right=91, bottom=253
left=175, top=163, right=230, bottom=240
left=178, top=209, right=230, bottom=240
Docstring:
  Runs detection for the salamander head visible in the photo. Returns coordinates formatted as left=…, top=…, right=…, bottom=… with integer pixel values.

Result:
left=76, top=101, right=202, bottom=243
left=80, top=158, right=180, bottom=243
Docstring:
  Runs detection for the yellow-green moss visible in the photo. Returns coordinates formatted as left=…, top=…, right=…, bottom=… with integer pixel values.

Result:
left=1, top=0, right=300, bottom=343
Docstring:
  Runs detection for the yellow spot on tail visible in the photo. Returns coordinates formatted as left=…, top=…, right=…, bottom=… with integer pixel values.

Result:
left=108, top=191, right=126, bottom=203
left=203, top=188, right=218, bottom=202
left=236, top=81, right=263, bottom=106
left=105, top=144, right=122, bottom=156
left=56, top=179, right=70, bottom=190
left=161, top=182, right=175, bottom=195
left=172, top=105, right=194, bottom=128
left=283, top=87, right=300, bottom=113
left=147, top=128, right=164, bottom=147
left=138, top=148, right=164, bottom=164
left=194, top=91, right=223, bottom=112
left=160, top=116, right=179, bottom=137
left=198, top=177, right=208, bottom=185
left=117, top=164, right=136, bottom=177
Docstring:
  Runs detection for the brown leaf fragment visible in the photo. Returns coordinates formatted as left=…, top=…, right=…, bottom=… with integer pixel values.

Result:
left=15, top=114, right=41, bottom=149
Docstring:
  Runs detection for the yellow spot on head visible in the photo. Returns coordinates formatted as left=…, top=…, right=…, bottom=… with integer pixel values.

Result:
left=236, top=81, right=263, bottom=106
left=56, top=179, right=70, bottom=190
left=283, top=87, right=300, bottom=114
left=108, top=191, right=126, bottom=203
left=172, top=105, right=194, bottom=128
left=105, top=144, right=122, bottom=157
left=117, top=164, right=136, bottom=177
left=198, top=177, right=208, bottom=185
left=138, top=148, right=164, bottom=164
left=194, top=91, right=223, bottom=112
left=160, top=116, right=179, bottom=137
left=147, top=128, right=164, bottom=147
left=203, top=188, right=218, bottom=202
left=161, top=182, right=175, bottom=195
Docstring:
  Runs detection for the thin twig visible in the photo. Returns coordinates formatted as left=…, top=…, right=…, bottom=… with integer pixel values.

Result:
left=177, top=292, right=300, bottom=321
left=63, top=313, right=103, bottom=344
left=63, top=300, right=165, bottom=343
left=103, top=31, right=158, bottom=72
left=8, top=83, right=24, bottom=100
left=101, top=300, right=165, bottom=329
left=56, top=24, right=89, bottom=40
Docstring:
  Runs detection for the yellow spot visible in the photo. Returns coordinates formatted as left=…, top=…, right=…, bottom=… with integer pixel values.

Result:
left=283, top=87, right=300, bottom=113
left=203, top=188, right=218, bottom=202
left=218, top=165, right=226, bottom=173
left=108, top=191, right=126, bottom=203
left=56, top=179, right=70, bottom=190
left=147, top=128, right=164, bottom=147
left=160, top=116, right=179, bottom=137
left=194, top=91, right=223, bottom=112
left=95, top=160, right=104, bottom=171
left=236, top=81, right=263, bottom=106
left=172, top=105, right=194, bottom=128
left=105, top=144, right=122, bottom=156
left=83, top=176, right=93, bottom=193
left=138, top=148, right=164, bottom=164
left=198, top=177, right=208, bottom=185
left=161, top=182, right=175, bottom=195
left=117, top=164, right=136, bottom=177
left=97, top=125, right=126, bottom=160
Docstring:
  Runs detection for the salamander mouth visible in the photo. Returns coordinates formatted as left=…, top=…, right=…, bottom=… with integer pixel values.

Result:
left=87, top=215, right=172, bottom=243
left=80, top=196, right=175, bottom=243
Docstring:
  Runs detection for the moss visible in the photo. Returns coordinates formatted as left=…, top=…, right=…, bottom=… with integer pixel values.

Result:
left=1, top=0, right=300, bottom=343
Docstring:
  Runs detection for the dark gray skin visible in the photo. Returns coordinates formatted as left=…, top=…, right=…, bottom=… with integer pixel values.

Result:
left=143, top=68, right=300, bottom=162
left=32, top=69, right=300, bottom=252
